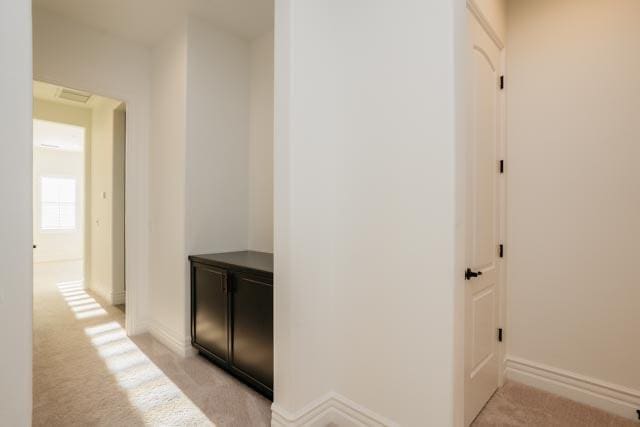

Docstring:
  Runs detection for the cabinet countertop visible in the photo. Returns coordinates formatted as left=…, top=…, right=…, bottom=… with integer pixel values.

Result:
left=189, top=250, right=273, bottom=275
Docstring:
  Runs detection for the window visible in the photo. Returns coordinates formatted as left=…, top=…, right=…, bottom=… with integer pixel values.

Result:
left=41, top=177, right=76, bottom=231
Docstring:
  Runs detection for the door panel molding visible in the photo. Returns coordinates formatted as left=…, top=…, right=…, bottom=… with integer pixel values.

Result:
left=467, top=0, right=505, bottom=49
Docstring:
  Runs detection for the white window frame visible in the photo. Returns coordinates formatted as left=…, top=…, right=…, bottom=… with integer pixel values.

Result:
left=40, top=175, right=77, bottom=232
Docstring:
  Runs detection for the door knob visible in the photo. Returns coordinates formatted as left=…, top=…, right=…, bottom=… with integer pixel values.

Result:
left=465, top=268, right=483, bottom=280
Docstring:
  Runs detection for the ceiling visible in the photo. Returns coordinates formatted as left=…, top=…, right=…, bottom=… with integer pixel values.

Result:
left=32, top=0, right=274, bottom=45
left=33, top=119, right=85, bottom=152
left=34, top=81, right=96, bottom=109
left=33, top=80, right=123, bottom=110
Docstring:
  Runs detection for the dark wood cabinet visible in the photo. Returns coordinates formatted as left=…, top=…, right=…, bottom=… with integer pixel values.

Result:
left=192, top=265, right=229, bottom=363
left=190, top=251, right=273, bottom=399
left=231, top=273, right=273, bottom=388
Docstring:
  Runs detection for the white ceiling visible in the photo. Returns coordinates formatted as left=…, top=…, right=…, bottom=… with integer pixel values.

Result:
left=33, top=80, right=121, bottom=111
left=33, top=119, right=85, bottom=152
left=32, top=0, right=274, bottom=45
left=34, top=80, right=94, bottom=109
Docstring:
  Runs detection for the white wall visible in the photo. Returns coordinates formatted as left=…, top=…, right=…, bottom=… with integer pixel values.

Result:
left=32, top=99, right=91, bottom=264
left=186, top=16, right=251, bottom=257
left=0, top=0, right=32, bottom=424
left=149, top=24, right=188, bottom=349
left=273, top=0, right=462, bottom=424
left=182, top=16, right=255, bottom=344
left=90, top=98, right=124, bottom=304
left=148, top=17, right=274, bottom=353
left=506, top=0, right=640, bottom=416
left=33, top=146, right=85, bottom=262
left=249, top=31, right=274, bottom=253
left=33, top=7, right=151, bottom=333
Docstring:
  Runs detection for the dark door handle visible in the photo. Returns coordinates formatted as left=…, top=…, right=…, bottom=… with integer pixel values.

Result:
left=33, top=244, right=37, bottom=249
left=465, top=268, right=483, bottom=280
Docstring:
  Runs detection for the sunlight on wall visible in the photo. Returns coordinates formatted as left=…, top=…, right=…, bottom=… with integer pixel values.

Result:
left=56, top=282, right=214, bottom=426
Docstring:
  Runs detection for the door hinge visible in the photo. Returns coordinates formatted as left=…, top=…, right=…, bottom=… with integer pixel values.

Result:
left=499, top=160, right=504, bottom=174
left=499, top=75, right=504, bottom=90
left=498, top=328, right=503, bottom=342
left=499, top=244, right=504, bottom=258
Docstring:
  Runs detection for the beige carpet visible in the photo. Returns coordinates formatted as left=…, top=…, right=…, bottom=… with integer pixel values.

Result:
left=35, top=262, right=637, bottom=426
left=33, top=261, right=271, bottom=426
left=473, top=381, right=637, bottom=427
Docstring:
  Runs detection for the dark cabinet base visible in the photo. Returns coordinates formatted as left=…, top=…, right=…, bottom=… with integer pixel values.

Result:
left=195, top=347, right=273, bottom=400
left=190, top=251, right=273, bottom=401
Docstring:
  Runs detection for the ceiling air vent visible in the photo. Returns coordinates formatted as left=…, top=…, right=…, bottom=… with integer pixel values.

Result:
left=57, top=87, right=92, bottom=104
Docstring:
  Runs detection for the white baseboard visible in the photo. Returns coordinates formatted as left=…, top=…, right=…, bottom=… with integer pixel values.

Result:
left=148, top=320, right=193, bottom=358
left=505, top=356, right=640, bottom=420
left=111, top=290, right=126, bottom=305
left=89, top=285, right=112, bottom=305
left=127, top=317, right=148, bottom=336
left=88, top=286, right=126, bottom=306
left=271, top=392, right=397, bottom=427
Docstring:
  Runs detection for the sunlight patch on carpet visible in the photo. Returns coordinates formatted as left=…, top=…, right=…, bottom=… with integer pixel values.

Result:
left=53, top=283, right=215, bottom=426
left=75, top=308, right=108, bottom=319
left=71, top=302, right=102, bottom=312
left=67, top=297, right=96, bottom=306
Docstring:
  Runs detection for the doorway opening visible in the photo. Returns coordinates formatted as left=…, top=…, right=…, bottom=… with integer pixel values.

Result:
left=32, top=80, right=127, bottom=325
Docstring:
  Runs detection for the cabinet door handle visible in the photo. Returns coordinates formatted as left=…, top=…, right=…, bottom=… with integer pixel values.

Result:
left=220, top=272, right=228, bottom=294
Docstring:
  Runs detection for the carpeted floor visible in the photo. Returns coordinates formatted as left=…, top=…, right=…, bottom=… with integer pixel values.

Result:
left=33, top=261, right=637, bottom=427
left=33, top=261, right=271, bottom=426
left=473, top=381, right=637, bottom=427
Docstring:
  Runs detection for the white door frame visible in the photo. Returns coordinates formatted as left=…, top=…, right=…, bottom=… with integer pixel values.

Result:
left=32, top=76, right=148, bottom=336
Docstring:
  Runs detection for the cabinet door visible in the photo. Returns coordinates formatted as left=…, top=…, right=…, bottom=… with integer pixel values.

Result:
left=192, top=264, right=229, bottom=363
left=231, top=273, right=273, bottom=389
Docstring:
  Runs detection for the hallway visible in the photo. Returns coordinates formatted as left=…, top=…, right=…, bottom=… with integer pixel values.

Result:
left=33, top=261, right=271, bottom=426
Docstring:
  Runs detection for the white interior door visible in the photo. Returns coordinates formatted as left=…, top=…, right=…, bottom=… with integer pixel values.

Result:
left=464, top=9, right=503, bottom=426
